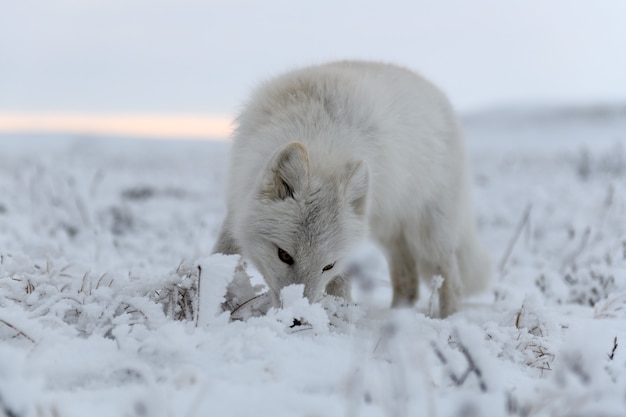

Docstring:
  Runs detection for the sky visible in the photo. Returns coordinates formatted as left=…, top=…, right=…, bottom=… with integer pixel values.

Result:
left=1, top=1, right=625, bottom=138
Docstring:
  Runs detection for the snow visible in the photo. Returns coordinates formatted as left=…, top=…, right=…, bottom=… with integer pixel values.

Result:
left=1, top=107, right=625, bottom=416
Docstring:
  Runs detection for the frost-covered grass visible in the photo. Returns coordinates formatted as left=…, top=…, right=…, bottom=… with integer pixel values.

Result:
left=1, top=108, right=625, bottom=417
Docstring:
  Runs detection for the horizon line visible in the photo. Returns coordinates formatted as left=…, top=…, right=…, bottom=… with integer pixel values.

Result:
left=0, top=112, right=234, bottom=140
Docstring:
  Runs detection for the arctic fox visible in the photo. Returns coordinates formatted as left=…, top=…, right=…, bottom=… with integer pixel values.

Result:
left=213, top=61, right=490, bottom=317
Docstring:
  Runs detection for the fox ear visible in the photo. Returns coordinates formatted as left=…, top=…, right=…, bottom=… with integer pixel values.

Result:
left=261, top=142, right=310, bottom=200
left=344, top=161, right=369, bottom=216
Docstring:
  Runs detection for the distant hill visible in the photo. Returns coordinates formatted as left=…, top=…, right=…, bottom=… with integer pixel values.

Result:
left=462, top=103, right=626, bottom=128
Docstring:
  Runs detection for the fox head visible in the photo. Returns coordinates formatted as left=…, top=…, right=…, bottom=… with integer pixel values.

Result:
left=237, top=142, right=369, bottom=306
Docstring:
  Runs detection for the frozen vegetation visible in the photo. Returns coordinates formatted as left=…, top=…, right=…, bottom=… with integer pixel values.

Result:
left=1, top=106, right=625, bottom=416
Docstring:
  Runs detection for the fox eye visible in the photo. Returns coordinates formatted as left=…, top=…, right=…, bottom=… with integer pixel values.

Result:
left=277, top=248, right=294, bottom=265
left=322, top=262, right=335, bottom=272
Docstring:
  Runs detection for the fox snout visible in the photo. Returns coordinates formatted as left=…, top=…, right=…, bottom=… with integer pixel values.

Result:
left=302, top=284, right=324, bottom=304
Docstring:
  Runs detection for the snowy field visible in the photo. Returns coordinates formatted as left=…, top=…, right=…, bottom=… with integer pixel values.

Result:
left=1, top=107, right=625, bottom=417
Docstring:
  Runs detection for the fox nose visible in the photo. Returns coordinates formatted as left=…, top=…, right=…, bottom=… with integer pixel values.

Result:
left=303, top=284, right=323, bottom=304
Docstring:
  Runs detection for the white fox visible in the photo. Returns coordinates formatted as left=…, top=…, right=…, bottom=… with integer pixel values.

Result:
left=213, top=61, right=490, bottom=317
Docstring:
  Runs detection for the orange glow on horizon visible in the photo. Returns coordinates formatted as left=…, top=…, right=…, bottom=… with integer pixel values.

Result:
left=0, top=113, right=234, bottom=140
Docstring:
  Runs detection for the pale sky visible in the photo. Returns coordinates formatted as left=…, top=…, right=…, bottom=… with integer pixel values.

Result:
left=1, top=1, right=625, bottom=137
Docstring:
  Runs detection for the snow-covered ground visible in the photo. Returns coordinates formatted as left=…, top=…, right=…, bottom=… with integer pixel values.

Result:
left=1, top=106, right=625, bottom=417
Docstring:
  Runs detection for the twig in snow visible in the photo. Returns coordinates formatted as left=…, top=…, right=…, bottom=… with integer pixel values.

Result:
left=515, top=308, right=522, bottom=329
left=431, top=341, right=448, bottom=365
left=195, top=265, right=202, bottom=327
left=372, top=336, right=383, bottom=354
left=498, top=203, right=532, bottom=273
left=121, top=302, right=149, bottom=323
left=431, top=341, right=466, bottom=387
left=431, top=333, right=487, bottom=392
left=525, top=342, right=554, bottom=376
left=609, top=337, right=618, bottom=360
left=0, top=318, right=36, bottom=343
left=455, top=335, right=488, bottom=392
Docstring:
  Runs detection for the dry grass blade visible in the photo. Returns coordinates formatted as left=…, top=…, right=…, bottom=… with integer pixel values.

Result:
left=0, top=318, right=36, bottom=343
left=431, top=336, right=487, bottom=392
left=26, top=279, right=35, bottom=294
left=152, top=266, right=200, bottom=322
left=609, top=337, right=618, bottom=360
left=498, top=203, right=532, bottom=273
left=230, top=294, right=264, bottom=315
left=593, top=292, right=626, bottom=318
left=455, top=335, right=488, bottom=392
left=79, top=271, right=89, bottom=294
left=96, top=272, right=107, bottom=289
left=287, top=323, right=314, bottom=334
left=430, top=341, right=448, bottom=365
left=195, top=265, right=202, bottom=327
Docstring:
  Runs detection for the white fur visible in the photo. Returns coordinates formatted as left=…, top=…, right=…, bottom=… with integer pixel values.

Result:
left=213, top=61, right=491, bottom=317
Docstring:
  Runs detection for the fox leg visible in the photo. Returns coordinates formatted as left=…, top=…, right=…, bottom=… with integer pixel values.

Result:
left=436, top=253, right=462, bottom=318
left=325, top=275, right=352, bottom=302
left=388, top=232, right=419, bottom=307
left=405, top=205, right=462, bottom=317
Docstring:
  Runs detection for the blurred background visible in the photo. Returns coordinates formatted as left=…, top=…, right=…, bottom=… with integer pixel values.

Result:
left=1, top=0, right=625, bottom=140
